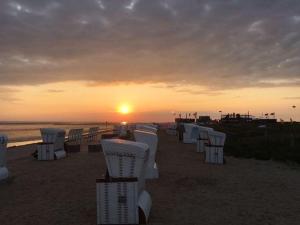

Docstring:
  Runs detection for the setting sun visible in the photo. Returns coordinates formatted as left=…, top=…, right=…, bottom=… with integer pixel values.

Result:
left=118, top=104, right=131, bottom=114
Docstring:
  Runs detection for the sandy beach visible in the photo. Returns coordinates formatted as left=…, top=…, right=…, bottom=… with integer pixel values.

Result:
left=1, top=130, right=300, bottom=225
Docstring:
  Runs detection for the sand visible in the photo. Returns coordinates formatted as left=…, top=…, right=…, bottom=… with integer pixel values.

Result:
left=0, top=130, right=300, bottom=225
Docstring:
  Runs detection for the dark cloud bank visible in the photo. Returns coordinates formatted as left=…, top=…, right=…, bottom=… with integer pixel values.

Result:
left=0, top=0, right=300, bottom=90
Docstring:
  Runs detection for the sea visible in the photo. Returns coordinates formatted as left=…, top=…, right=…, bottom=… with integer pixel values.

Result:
left=0, top=122, right=113, bottom=148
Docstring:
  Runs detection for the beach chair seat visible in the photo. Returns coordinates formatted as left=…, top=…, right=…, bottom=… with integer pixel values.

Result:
left=88, top=127, right=101, bottom=152
left=134, top=130, right=159, bottom=179
left=136, top=124, right=157, bottom=134
left=37, top=128, right=66, bottom=160
left=66, top=128, right=83, bottom=153
left=98, top=139, right=152, bottom=224
left=204, top=131, right=226, bottom=164
left=0, top=134, right=9, bottom=181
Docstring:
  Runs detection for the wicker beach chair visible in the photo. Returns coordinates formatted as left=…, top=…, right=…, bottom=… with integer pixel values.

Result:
left=134, top=130, right=159, bottom=179
left=204, top=131, right=226, bottom=164
left=136, top=125, right=157, bottom=134
left=97, top=139, right=152, bottom=224
left=0, top=134, right=9, bottom=181
left=88, top=127, right=101, bottom=152
left=37, top=128, right=66, bottom=160
left=191, top=126, right=214, bottom=152
left=66, top=128, right=83, bottom=153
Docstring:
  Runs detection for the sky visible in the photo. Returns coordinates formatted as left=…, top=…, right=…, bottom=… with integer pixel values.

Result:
left=0, top=0, right=299, bottom=122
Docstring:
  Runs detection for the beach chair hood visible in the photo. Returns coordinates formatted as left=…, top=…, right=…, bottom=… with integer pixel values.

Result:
left=101, top=139, right=149, bottom=179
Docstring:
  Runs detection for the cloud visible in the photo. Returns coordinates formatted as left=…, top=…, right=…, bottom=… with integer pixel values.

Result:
left=47, top=89, right=64, bottom=93
left=0, top=87, right=20, bottom=102
left=283, top=96, right=300, bottom=100
left=152, top=82, right=222, bottom=95
left=0, top=0, right=300, bottom=90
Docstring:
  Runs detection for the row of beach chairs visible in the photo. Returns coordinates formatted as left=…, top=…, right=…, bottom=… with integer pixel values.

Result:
left=37, top=127, right=101, bottom=160
left=166, top=122, right=226, bottom=164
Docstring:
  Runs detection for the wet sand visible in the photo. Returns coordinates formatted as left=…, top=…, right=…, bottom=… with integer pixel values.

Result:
left=0, top=130, right=300, bottom=225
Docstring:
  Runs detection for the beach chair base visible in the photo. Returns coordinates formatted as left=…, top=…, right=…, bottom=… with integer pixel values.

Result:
left=96, top=177, right=152, bottom=224
left=145, top=163, right=159, bottom=179
left=196, top=139, right=208, bottom=153
left=204, top=147, right=224, bottom=164
left=37, top=143, right=66, bottom=160
left=0, top=167, right=8, bottom=181
left=88, top=144, right=102, bottom=152
left=37, top=143, right=55, bottom=160
left=66, top=144, right=81, bottom=153
left=183, top=134, right=197, bottom=144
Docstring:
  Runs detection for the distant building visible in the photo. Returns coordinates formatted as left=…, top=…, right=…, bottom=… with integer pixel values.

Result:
left=196, top=116, right=211, bottom=124
left=220, top=113, right=277, bottom=124
left=220, top=113, right=253, bottom=123
left=175, top=118, right=195, bottom=123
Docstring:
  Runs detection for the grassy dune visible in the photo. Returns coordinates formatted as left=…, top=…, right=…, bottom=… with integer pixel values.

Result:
left=212, top=123, right=300, bottom=163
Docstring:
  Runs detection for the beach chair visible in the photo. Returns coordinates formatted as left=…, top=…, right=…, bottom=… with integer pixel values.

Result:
left=97, top=139, right=152, bottom=224
left=37, top=128, right=66, bottom=160
left=204, top=131, right=226, bottom=164
left=0, top=134, right=9, bottom=181
left=191, top=126, right=214, bottom=152
left=136, top=124, right=157, bottom=134
left=88, top=127, right=101, bottom=152
left=134, top=130, right=159, bottom=179
left=183, top=123, right=199, bottom=144
left=66, top=128, right=83, bottom=153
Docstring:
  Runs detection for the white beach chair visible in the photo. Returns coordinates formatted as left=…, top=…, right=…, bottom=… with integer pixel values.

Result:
left=134, top=130, right=159, bottom=179
left=183, top=123, right=199, bottom=144
left=0, top=134, right=9, bottom=181
left=204, top=131, right=226, bottom=164
left=136, top=124, right=157, bottom=134
left=37, top=128, right=66, bottom=160
left=191, top=126, right=214, bottom=152
left=66, top=128, right=83, bottom=152
left=97, top=139, right=152, bottom=224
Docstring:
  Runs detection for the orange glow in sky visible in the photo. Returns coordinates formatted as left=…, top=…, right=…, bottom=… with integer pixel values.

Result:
left=0, top=81, right=299, bottom=122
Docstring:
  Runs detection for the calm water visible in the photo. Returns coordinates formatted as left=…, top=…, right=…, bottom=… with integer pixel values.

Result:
left=0, top=122, right=112, bottom=147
